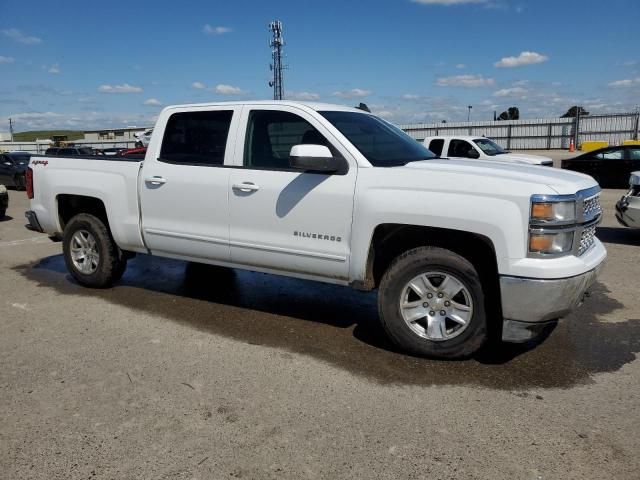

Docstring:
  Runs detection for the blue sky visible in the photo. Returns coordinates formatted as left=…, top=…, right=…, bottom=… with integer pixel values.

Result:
left=1, top=0, right=639, bottom=132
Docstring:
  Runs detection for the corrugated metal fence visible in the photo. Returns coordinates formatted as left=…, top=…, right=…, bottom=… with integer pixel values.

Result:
left=399, top=111, right=640, bottom=149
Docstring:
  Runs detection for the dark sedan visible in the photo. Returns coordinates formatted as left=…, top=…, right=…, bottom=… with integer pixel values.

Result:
left=0, top=151, right=31, bottom=189
left=561, top=145, right=640, bottom=188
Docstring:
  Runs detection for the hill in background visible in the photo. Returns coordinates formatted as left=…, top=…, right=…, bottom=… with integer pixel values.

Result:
left=13, top=130, right=84, bottom=142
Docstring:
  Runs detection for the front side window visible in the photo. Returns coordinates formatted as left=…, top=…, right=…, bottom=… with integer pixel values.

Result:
left=319, top=111, right=435, bottom=167
left=448, top=139, right=476, bottom=158
left=473, top=138, right=505, bottom=156
left=244, top=110, right=329, bottom=169
left=160, top=110, right=233, bottom=166
left=428, top=139, right=444, bottom=157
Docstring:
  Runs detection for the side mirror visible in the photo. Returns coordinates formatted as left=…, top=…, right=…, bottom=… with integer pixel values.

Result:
left=289, top=144, right=343, bottom=173
left=467, top=149, right=480, bottom=159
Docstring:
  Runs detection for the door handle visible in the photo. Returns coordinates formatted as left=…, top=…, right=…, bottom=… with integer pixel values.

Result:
left=144, top=176, right=167, bottom=185
left=232, top=182, right=260, bottom=192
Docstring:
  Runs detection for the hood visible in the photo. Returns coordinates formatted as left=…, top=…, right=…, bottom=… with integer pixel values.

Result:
left=495, top=153, right=553, bottom=165
left=402, top=159, right=596, bottom=195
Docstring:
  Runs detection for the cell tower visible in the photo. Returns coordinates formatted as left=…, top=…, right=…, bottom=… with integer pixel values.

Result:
left=268, top=20, right=286, bottom=100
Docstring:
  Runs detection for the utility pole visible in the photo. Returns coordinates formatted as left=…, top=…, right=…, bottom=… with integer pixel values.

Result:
left=268, top=20, right=286, bottom=100
left=467, top=105, right=472, bottom=122
left=9, top=118, right=14, bottom=142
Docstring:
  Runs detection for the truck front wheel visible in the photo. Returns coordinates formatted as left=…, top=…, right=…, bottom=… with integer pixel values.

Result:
left=62, top=213, right=127, bottom=288
left=378, top=246, right=487, bottom=359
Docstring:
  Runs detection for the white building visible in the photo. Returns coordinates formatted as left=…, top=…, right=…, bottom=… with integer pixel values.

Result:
left=83, top=126, right=150, bottom=142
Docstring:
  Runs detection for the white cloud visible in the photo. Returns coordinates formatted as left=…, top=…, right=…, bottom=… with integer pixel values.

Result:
left=332, top=88, right=372, bottom=98
left=144, top=98, right=162, bottom=106
left=435, top=74, right=495, bottom=87
left=402, top=94, right=421, bottom=100
left=191, top=81, right=206, bottom=89
left=47, top=63, right=60, bottom=74
left=455, top=63, right=466, bottom=69
left=492, top=86, right=527, bottom=97
left=0, top=56, right=15, bottom=64
left=608, top=77, right=640, bottom=88
left=622, top=60, right=638, bottom=67
left=0, top=110, right=157, bottom=131
left=411, top=0, right=487, bottom=5
left=214, top=84, right=245, bottom=95
left=2, top=28, right=42, bottom=45
left=203, top=24, right=233, bottom=35
left=288, top=91, right=320, bottom=101
left=98, top=83, right=143, bottom=94
left=494, top=51, right=548, bottom=68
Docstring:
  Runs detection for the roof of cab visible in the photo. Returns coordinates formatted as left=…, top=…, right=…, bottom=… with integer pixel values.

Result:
left=424, top=135, right=486, bottom=141
left=161, top=100, right=366, bottom=114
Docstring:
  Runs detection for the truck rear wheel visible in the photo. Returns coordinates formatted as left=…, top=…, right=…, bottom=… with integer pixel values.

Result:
left=378, top=246, right=487, bottom=359
left=62, top=213, right=127, bottom=288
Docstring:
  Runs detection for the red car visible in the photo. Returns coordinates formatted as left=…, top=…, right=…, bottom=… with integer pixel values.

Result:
left=118, top=147, right=147, bottom=160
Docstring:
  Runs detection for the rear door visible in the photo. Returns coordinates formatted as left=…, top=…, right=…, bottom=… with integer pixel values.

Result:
left=227, top=105, right=357, bottom=280
left=139, top=106, right=241, bottom=261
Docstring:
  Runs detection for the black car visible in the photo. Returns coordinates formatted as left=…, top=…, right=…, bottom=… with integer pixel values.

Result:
left=561, top=145, right=640, bottom=188
left=0, top=184, right=8, bottom=218
left=0, top=151, right=31, bottom=189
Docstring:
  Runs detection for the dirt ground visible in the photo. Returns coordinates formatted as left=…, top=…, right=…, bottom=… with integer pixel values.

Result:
left=1, top=169, right=639, bottom=479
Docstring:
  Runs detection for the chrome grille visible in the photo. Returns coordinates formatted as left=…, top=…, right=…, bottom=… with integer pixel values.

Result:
left=579, top=223, right=597, bottom=256
left=583, top=194, right=602, bottom=221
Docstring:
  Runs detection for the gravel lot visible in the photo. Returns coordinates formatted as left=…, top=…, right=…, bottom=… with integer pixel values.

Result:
left=1, top=159, right=639, bottom=479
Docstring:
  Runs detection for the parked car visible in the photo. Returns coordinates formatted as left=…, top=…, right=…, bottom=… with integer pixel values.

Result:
left=615, top=171, right=640, bottom=228
left=134, top=128, right=153, bottom=148
left=0, top=184, right=7, bottom=218
left=118, top=147, right=147, bottom=159
left=101, top=147, right=128, bottom=156
left=44, top=147, right=59, bottom=155
left=26, top=100, right=605, bottom=359
left=0, top=151, right=31, bottom=189
left=561, top=145, right=640, bottom=188
left=423, top=136, right=553, bottom=166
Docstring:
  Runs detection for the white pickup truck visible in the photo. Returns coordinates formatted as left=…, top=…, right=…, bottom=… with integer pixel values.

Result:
left=25, top=101, right=605, bottom=358
left=424, top=135, right=553, bottom=166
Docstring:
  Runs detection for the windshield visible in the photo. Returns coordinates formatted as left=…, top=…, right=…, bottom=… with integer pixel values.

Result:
left=319, top=111, right=436, bottom=166
left=473, top=138, right=505, bottom=156
left=7, top=153, right=30, bottom=165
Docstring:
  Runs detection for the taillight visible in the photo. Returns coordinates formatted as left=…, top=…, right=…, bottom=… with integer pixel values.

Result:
left=26, top=167, right=34, bottom=199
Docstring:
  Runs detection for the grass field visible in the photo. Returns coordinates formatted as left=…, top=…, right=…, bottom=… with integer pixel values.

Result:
left=12, top=130, right=83, bottom=142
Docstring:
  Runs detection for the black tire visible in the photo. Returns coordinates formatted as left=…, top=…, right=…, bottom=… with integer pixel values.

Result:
left=62, top=213, right=127, bottom=288
left=0, top=209, right=5, bottom=219
left=378, top=246, right=487, bottom=359
left=14, top=175, right=25, bottom=190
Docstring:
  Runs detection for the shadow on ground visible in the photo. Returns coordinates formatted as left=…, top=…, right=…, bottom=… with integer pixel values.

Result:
left=16, top=254, right=640, bottom=390
left=596, top=226, right=640, bottom=246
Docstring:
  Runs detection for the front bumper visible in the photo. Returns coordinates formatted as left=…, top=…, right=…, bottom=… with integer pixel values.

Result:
left=615, top=194, right=640, bottom=228
left=500, top=263, right=603, bottom=342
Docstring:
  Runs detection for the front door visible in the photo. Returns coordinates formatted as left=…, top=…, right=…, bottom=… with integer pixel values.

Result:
left=228, top=106, right=357, bottom=280
left=139, top=107, right=240, bottom=261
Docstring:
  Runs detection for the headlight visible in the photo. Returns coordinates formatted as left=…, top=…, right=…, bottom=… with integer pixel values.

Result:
left=530, top=200, right=576, bottom=224
left=529, top=231, right=574, bottom=255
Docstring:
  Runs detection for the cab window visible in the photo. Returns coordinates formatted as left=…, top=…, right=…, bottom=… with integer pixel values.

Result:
left=244, top=110, right=329, bottom=169
left=160, top=110, right=233, bottom=166
left=448, top=139, right=476, bottom=158
left=428, top=139, right=444, bottom=157
left=596, top=149, right=624, bottom=160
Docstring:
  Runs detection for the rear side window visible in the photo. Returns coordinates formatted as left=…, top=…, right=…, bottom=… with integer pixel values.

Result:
left=428, top=139, right=444, bottom=156
left=160, top=110, right=233, bottom=166
left=596, top=149, right=624, bottom=160
left=629, top=148, right=640, bottom=160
